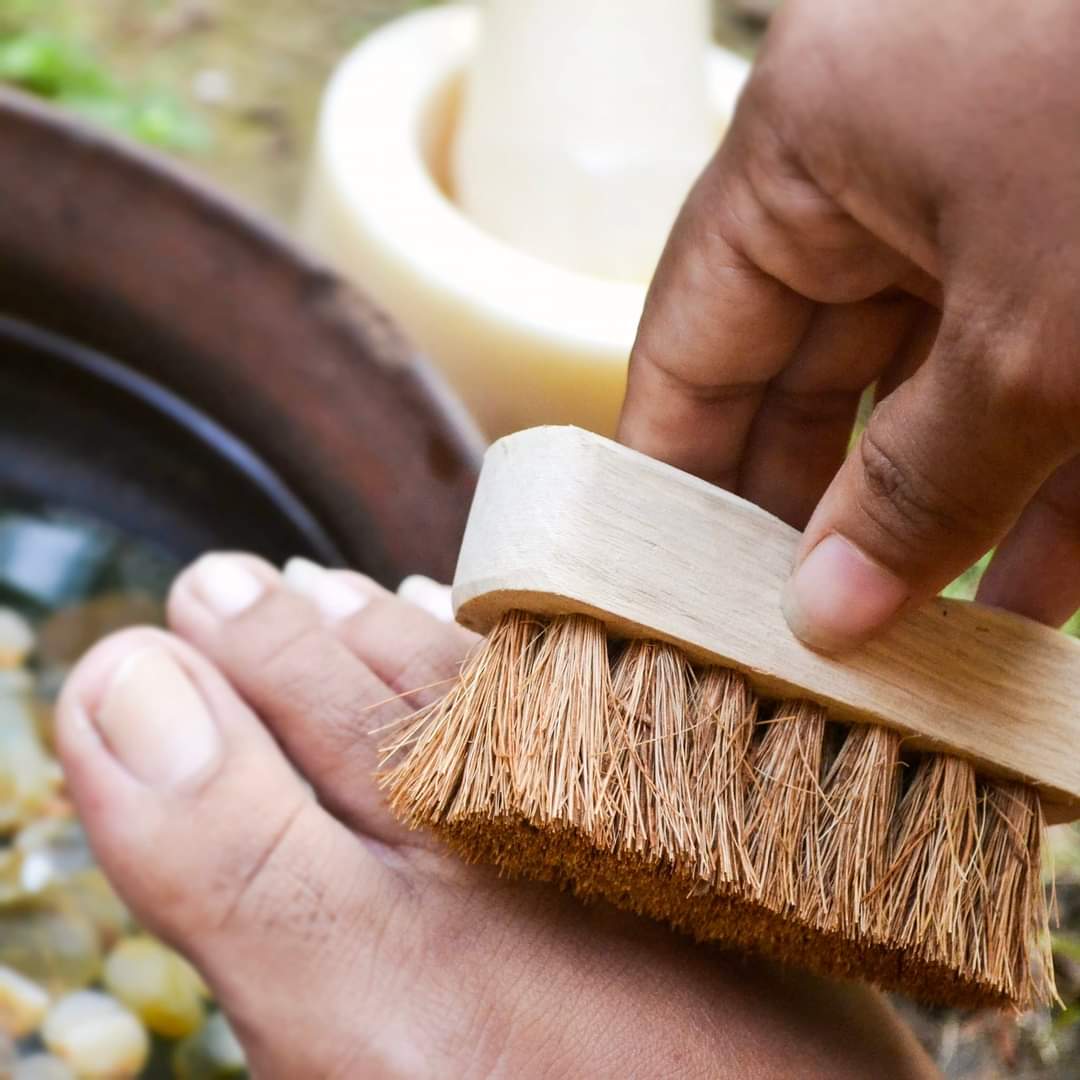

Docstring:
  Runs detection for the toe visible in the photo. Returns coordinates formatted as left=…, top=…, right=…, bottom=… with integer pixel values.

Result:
left=396, top=574, right=455, bottom=623
left=56, top=628, right=403, bottom=1077
left=166, top=554, right=474, bottom=846
left=287, top=562, right=476, bottom=710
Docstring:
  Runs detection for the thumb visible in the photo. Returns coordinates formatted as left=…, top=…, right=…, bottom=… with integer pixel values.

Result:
left=781, top=312, right=1074, bottom=653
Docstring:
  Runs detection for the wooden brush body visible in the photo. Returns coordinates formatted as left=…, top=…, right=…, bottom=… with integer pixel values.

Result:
left=383, top=426, right=1077, bottom=1009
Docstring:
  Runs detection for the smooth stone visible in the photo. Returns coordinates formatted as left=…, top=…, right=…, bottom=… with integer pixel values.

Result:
left=0, top=669, right=33, bottom=696
left=41, top=990, right=149, bottom=1079
left=16, top=821, right=96, bottom=895
left=0, top=846, right=27, bottom=906
left=14, top=1054, right=77, bottom=1080
left=0, top=962, right=50, bottom=1036
left=36, top=593, right=164, bottom=671
left=104, top=936, right=205, bottom=1039
left=0, top=696, right=63, bottom=833
left=0, top=904, right=102, bottom=994
left=171, top=1012, right=247, bottom=1079
left=0, top=1028, right=16, bottom=1072
left=97, top=537, right=179, bottom=600
left=0, top=515, right=112, bottom=610
left=0, top=608, right=34, bottom=670
left=45, top=870, right=133, bottom=950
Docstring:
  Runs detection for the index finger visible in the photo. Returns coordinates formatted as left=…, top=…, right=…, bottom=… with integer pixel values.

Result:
left=617, top=172, right=814, bottom=488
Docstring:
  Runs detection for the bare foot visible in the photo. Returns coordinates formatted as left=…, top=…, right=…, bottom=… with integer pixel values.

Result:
left=56, top=554, right=937, bottom=1079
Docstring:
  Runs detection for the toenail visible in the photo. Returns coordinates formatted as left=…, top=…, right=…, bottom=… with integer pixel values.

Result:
left=397, top=575, right=454, bottom=622
left=283, top=557, right=369, bottom=622
left=96, top=647, right=221, bottom=789
left=192, top=555, right=265, bottom=619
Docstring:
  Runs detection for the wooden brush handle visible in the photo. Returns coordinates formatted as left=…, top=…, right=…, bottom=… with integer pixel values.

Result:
left=453, top=426, right=1080, bottom=824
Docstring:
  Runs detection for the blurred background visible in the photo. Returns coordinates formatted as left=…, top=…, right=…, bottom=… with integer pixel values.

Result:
left=1, top=2, right=1078, bottom=1078
left=0, top=0, right=761, bottom=219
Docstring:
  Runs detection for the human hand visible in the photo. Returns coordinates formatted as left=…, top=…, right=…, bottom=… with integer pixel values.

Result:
left=56, top=554, right=933, bottom=1078
left=618, top=0, right=1080, bottom=652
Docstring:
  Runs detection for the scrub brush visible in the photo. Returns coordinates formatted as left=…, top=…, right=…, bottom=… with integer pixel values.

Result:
left=381, top=426, right=1078, bottom=1009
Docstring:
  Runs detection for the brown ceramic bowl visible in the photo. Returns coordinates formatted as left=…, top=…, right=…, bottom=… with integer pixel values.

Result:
left=0, top=87, right=483, bottom=583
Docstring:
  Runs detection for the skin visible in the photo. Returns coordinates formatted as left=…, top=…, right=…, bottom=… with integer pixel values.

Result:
left=56, top=554, right=937, bottom=1079
left=619, top=0, right=1080, bottom=653
left=55, top=2, right=1073, bottom=1068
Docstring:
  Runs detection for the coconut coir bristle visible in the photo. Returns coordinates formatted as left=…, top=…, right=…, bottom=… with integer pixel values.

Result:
left=381, top=611, right=1055, bottom=1010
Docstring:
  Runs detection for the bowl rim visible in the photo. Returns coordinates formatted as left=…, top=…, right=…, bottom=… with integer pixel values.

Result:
left=0, top=86, right=484, bottom=583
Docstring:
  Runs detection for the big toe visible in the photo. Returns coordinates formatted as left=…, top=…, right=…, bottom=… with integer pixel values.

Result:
left=56, top=628, right=406, bottom=1078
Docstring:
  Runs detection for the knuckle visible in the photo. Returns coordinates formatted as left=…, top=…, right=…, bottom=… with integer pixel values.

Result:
left=141, top=798, right=318, bottom=949
left=239, top=613, right=325, bottom=673
left=986, top=352, right=1056, bottom=419
left=256, top=625, right=366, bottom=734
left=986, top=356, right=1079, bottom=450
left=938, top=303, right=1080, bottom=450
left=854, top=426, right=973, bottom=548
left=716, top=120, right=899, bottom=303
left=214, top=799, right=325, bottom=938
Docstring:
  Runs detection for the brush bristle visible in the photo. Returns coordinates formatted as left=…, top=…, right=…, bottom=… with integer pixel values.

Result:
left=381, top=611, right=1055, bottom=1010
left=746, top=699, right=826, bottom=914
left=812, top=725, right=901, bottom=938
left=691, top=667, right=755, bottom=887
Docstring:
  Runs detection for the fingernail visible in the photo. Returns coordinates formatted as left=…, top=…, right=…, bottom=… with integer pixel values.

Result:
left=283, top=557, right=368, bottom=622
left=96, top=647, right=221, bottom=788
left=397, top=575, right=454, bottom=622
left=782, top=534, right=909, bottom=653
left=192, top=555, right=264, bottom=619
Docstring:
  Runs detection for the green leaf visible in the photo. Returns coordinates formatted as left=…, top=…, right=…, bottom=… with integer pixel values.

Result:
left=0, top=23, right=210, bottom=154
left=0, top=30, right=112, bottom=98
left=941, top=550, right=993, bottom=602
left=128, top=92, right=210, bottom=151
left=59, top=89, right=210, bottom=152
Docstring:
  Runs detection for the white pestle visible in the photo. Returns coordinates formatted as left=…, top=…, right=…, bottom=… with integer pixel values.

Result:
left=452, top=0, right=717, bottom=282
left=301, top=5, right=750, bottom=438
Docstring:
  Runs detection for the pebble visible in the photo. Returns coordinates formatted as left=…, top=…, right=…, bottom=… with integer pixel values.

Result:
left=0, top=846, right=25, bottom=905
left=0, top=696, right=64, bottom=833
left=0, top=515, right=112, bottom=610
left=13, top=1054, right=76, bottom=1080
left=41, top=990, right=149, bottom=1079
left=0, top=668, right=33, bottom=696
left=104, top=936, right=206, bottom=1039
left=172, top=1011, right=247, bottom=1079
left=0, top=963, right=50, bottom=1036
left=36, top=594, right=164, bottom=673
left=0, top=522, right=238, bottom=1075
left=47, top=870, right=133, bottom=950
left=0, top=609, right=34, bottom=669
left=0, top=1028, right=15, bottom=1072
left=0, top=904, right=102, bottom=995
left=17, top=821, right=96, bottom=895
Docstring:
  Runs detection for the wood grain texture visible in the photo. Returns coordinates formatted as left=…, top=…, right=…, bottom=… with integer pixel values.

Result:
left=453, top=426, right=1080, bottom=824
